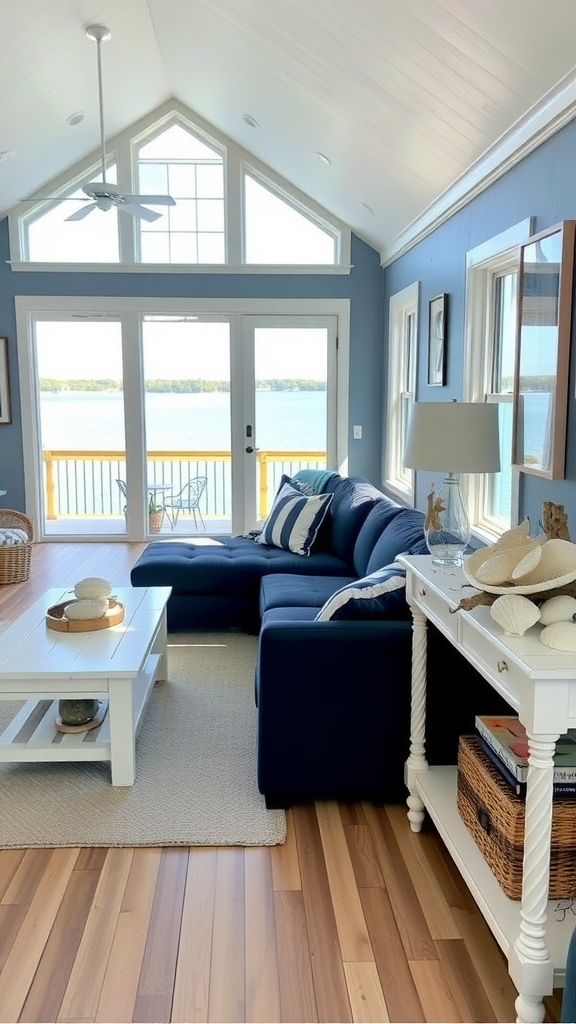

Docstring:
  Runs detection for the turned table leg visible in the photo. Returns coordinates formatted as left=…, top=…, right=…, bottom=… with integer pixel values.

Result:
left=406, top=606, right=429, bottom=833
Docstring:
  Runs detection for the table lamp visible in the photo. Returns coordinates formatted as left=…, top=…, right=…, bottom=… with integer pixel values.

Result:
left=404, top=401, right=501, bottom=565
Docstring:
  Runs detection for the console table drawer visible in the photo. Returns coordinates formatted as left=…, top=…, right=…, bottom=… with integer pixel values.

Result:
left=460, top=616, right=523, bottom=692
left=411, top=581, right=458, bottom=641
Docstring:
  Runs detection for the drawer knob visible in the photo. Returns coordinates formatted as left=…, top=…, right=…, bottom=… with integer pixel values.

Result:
left=419, top=588, right=426, bottom=597
left=497, top=660, right=508, bottom=673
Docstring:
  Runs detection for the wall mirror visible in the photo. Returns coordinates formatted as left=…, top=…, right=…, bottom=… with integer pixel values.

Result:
left=512, top=220, right=575, bottom=478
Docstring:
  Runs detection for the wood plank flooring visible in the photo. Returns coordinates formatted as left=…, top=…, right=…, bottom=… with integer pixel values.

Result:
left=0, top=541, right=564, bottom=1023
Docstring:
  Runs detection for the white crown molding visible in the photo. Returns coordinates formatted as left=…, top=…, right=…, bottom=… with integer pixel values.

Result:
left=380, top=69, right=576, bottom=267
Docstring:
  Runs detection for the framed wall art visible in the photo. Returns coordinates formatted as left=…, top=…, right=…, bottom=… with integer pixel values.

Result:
left=427, top=293, right=447, bottom=386
left=0, top=339, right=10, bottom=424
left=512, top=220, right=575, bottom=478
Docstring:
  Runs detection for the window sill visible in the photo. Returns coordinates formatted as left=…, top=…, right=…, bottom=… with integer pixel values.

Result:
left=8, top=261, right=353, bottom=276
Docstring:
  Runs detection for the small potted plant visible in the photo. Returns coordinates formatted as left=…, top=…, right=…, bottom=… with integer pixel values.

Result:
left=148, top=494, right=164, bottom=534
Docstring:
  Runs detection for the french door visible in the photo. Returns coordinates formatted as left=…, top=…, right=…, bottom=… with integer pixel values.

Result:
left=240, top=316, right=337, bottom=529
left=18, top=301, right=343, bottom=541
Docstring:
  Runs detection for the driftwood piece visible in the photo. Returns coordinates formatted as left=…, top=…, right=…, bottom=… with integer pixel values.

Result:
left=541, top=501, right=571, bottom=541
left=450, top=590, right=497, bottom=614
left=450, top=582, right=576, bottom=615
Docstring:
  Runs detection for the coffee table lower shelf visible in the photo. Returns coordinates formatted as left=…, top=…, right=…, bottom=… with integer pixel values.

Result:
left=0, top=651, right=161, bottom=776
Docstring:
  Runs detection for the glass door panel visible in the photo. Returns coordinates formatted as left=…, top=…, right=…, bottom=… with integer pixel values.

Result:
left=252, top=323, right=330, bottom=521
left=35, top=320, right=126, bottom=537
left=141, top=318, right=232, bottom=535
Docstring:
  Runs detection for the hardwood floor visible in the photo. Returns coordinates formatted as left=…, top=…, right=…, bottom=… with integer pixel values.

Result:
left=0, top=542, right=563, bottom=1023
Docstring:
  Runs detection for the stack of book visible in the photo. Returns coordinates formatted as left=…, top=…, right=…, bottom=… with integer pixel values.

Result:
left=475, top=715, right=576, bottom=799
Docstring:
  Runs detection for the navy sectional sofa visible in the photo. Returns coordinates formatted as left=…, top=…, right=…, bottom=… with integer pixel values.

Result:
left=131, top=472, right=506, bottom=807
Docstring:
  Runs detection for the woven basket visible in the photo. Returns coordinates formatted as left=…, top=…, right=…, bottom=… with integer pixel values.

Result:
left=0, top=509, right=33, bottom=584
left=457, top=734, right=576, bottom=900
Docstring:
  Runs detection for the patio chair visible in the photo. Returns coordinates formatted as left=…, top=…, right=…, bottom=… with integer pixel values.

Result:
left=163, top=476, right=207, bottom=530
left=116, top=478, right=128, bottom=516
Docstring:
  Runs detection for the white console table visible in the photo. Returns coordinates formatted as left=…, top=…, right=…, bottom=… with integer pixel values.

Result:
left=397, top=554, right=576, bottom=1024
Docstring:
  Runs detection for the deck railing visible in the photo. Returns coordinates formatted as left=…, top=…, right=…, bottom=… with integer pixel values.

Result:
left=42, top=449, right=327, bottom=521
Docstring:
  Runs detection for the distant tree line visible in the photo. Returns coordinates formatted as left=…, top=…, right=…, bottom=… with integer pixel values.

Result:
left=39, top=378, right=326, bottom=393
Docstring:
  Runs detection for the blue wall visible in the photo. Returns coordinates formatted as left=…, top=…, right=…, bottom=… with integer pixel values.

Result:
left=0, top=225, right=383, bottom=511
left=384, top=117, right=576, bottom=530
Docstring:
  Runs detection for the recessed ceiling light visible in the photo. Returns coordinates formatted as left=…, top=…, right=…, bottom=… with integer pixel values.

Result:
left=0, top=150, right=15, bottom=165
left=243, top=114, right=259, bottom=128
left=360, top=202, right=374, bottom=215
left=67, top=111, right=85, bottom=127
left=315, top=152, right=331, bottom=166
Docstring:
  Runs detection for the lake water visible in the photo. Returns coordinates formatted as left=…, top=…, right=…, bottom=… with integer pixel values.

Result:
left=40, top=390, right=327, bottom=450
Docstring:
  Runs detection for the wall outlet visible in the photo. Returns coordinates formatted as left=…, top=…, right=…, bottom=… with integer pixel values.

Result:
left=353, top=424, right=362, bottom=439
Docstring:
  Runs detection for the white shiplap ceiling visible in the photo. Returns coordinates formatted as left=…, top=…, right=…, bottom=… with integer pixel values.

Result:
left=3, top=0, right=576, bottom=263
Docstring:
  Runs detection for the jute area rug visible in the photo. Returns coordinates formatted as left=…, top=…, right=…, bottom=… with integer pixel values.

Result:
left=0, top=632, right=286, bottom=849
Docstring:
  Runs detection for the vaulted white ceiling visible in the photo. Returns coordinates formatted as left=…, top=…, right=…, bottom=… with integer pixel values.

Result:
left=3, top=0, right=576, bottom=263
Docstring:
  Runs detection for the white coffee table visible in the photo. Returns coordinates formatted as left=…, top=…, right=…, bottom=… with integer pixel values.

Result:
left=0, top=585, right=172, bottom=785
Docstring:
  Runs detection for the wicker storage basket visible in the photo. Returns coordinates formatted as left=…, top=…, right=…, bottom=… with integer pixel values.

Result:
left=457, top=734, right=576, bottom=900
left=0, top=510, right=33, bottom=584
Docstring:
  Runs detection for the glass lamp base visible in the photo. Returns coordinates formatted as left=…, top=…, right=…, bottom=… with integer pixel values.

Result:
left=427, top=543, right=467, bottom=567
left=425, top=474, right=471, bottom=567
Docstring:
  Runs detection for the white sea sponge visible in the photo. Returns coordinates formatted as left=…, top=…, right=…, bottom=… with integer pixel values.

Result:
left=490, top=594, right=540, bottom=636
left=74, top=577, right=112, bottom=601
left=65, top=598, right=108, bottom=620
left=539, top=596, right=576, bottom=626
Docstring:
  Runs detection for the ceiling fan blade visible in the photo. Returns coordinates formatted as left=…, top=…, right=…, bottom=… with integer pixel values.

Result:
left=123, top=194, right=176, bottom=206
left=65, top=203, right=97, bottom=222
left=119, top=203, right=163, bottom=222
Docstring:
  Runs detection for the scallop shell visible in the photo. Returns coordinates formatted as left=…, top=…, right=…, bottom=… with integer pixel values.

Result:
left=64, top=598, right=109, bottom=620
left=74, top=577, right=112, bottom=601
left=490, top=594, right=541, bottom=636
left=539, top=596, right=576, bottom=626
left=539, top=621, right=576, bottom=652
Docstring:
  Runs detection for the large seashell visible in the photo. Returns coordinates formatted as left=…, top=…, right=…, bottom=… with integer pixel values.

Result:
left=65, top=598, right=108, bottom=620
left=74, top=577, right=112, bottom=601
left=473, top=541, right=541, bottom=585
left=539, top=621, right=576, bottom=652
left=490, top=594, right=541, bottom=636
left=510, top=543, right=544, bottom=580
left=496, top=518, right=532, bottom=549
left=515, top=539, right=576, bottom=586
left=539, top=596, right=576, bottom=626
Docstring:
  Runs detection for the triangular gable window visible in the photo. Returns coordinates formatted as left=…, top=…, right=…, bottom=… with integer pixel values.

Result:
left=25, top=165, right=120, bottom=263
left=243, top=173, right=337, bottom=265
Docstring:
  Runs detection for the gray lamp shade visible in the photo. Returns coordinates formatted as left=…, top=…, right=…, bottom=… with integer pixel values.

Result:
left=404, top=402, right=501, bottom=473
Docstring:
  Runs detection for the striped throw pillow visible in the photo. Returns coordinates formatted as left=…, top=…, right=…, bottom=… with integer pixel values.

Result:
left=257, top=480, right=333, bottom=556
left=0, top=529, right=28, bottom=546
left=315, top=562, right=407, bottom=620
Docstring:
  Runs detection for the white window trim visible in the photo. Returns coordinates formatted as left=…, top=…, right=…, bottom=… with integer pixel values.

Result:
left=462, top=218, right=533, bottom=542
left=383, top=281, right=419, bottom=504
left=8, top=100, right=351, bottom=273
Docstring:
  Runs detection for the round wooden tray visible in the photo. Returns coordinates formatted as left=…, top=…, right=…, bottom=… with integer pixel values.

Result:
left=46, top=598, right=125, bottom=632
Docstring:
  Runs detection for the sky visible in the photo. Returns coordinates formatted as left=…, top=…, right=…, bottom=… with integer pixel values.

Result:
left=35, top=321, right=328, bottom=381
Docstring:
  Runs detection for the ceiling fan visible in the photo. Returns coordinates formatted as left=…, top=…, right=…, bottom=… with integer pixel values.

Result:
left=25, top=25, right=176, bottom=222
